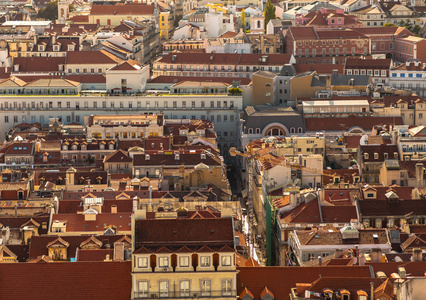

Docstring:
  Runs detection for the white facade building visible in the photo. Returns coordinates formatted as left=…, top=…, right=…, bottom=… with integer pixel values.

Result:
left=0, top=95, right=242, bottom=158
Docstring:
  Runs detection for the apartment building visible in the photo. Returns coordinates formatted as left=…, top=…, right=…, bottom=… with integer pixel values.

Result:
left=152, top=53, right=295, bottom=78
left=132, top=217, right=237, bottom=299
left=0, top=94, right=242, bottom=159
left=285, top=27, right=370, bottom=65
left=389, top=61, right=426, bottom=97
left=344, top=57, right=392, bottom=86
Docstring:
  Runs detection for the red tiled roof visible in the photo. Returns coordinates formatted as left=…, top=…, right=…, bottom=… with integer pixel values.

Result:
left=66, top=51, right=118, bottom=65
left=134, top=218, right=234, bottom=251
left=305, top=115, right=403, bottom=132
left=13, top=57, right=66, bottom=73
left=345, top=57, right=392, bottom=69
left=104, top=149, right=132, bottom=163
left=77, top=249, right=114, bottom=261
left=51, top=213, right=132, bottom=232
left=289, top=27, right=318, bottom=40
left=0, top=261, right=131, bottom=300
left=29, top=235, right=128, bottom=260
left=237, top=266, right=372, bottom=300
left=90, top=4, right=155, bottom=15
left=321, top=205, right=357, bottom=223
left=157, top=53, right=293, bottom=66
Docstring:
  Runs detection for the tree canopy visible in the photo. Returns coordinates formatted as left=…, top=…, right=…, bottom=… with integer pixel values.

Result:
left=384, top=19, right=421, bottom=35
left=241, top=9, right=246, bottom=30
left=264, top=0, right=276, bottom=31
left=37, top=1, right=58, bottom=21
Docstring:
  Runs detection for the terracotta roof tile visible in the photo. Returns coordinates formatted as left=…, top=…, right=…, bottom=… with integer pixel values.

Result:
left=305, top=115, right=403, bottom=132
left=0, top=261, right=131, bottom=300
left=237, top=266, right=372, bottom=300
left=90, top=3, right=155, bottom=16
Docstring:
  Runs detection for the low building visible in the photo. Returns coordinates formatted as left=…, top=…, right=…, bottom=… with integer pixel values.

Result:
left=289, top=225, right=391, bottom=264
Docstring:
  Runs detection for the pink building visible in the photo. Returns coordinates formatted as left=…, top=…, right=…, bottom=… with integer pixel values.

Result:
left=295, top=8, right=363, bottom=30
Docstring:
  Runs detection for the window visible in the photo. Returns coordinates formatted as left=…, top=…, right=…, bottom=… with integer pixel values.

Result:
left=221, top=255, right=232, bottom=266
left=201, top=280, right=211, bottom=296
left=159, top=257, right=169, bottom=268
left=159, top=281, right=169, bottom=297
left=180, top=280, right=190, bottom=297
left=200, top=256, right=210, bottom=267
left=138, top=281, right=148, bottom=298
left=364, top=153, right=369, bottom=159
left=4, top=116, right=8, bottom=123
left=222, top=279, right=232, bottom=296
left=179, top=256, right=190, bottom=267
left=138, top=257, right=148, bottom=268
left=374, top=153, right=379, bottom=159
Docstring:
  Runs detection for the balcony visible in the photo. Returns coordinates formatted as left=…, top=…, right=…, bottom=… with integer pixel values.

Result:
left=133, top=290, right=237, bottom=299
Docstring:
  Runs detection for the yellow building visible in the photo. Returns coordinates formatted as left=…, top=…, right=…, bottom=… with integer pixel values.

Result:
left=159, top=11, right=174, bottom=40
left=206, top=3, right=228, bottom=14
left=132, top=216, right=237, bottom=299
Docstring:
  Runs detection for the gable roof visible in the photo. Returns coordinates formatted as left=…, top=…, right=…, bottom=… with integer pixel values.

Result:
left=66, top=51, right=118, bottom=65
left=238, top=266, right=372, bottom=300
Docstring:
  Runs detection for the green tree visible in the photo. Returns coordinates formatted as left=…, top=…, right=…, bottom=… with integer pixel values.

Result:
left=264, top=0, right=276, bottom=31
left=383, top=22, right=396, bottom=27
left=37, top=1, right=58, bottom=21
left=241, top=9, right=246, bottom=30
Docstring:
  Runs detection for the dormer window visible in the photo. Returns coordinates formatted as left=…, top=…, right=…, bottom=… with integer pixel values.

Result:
left=394, top=152, right=398, bottom=159
left=179, top=256, right=190, bottom=267
left=68, top=44, right=75, bottom=51
left=62, top=145, right=68, bottom=151
left=374, top=153, right=379, bottom=159
left=159, top=257, right=169, bottom=268
left=109, top=143, right=114, bottom=150
left=200, top=256, right=210, bottom=267
left=384, top=153, right=388, bottom=159
left=53, top=45, right=60, bottom=51
left=221, top=255, right=232, bottom=266
left=38, top=45, right=45, bottom=51
left=72, top=145, right=78, bottom=150
left=137, top=256, right=148, bottom=268
left=364, top=153, right=369, bottom=159
left=100, top=144, right=105, bottom=150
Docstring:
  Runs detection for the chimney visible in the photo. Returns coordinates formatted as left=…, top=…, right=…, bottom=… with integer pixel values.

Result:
left=371, top=248, right=382, bottom=263
left=370, top=282, right=374, bottom=300
left=413, top=248, right=422, bottom=262
left=111, top=204, right=117, bottom=214
left=415, top=163, right=424, bottom=187
left=318, top=256, right=322, bottom=266
left=114, top=242, right=124, bottom=262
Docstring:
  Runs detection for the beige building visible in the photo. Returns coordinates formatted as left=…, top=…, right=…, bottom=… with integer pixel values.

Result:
left=86, top=114, right=164, bottom=140
left=132, top=216, right=237, bottom=299
left=252, top=71, right=277, bottom=106
left=89, top=4, right=158, bottom=26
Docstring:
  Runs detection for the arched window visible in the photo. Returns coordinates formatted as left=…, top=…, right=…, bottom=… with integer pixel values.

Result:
left=290, top=128, right=296, bottom=133
left=248, top=128, right=253, bottom=134
left=298, top=127, right=303, bottom=133
left=266, top=128, right=285, bottom=136
left=255, top=128, right=261, bottom=134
